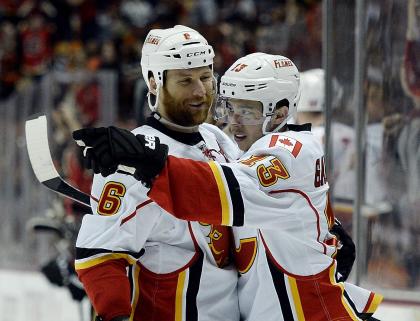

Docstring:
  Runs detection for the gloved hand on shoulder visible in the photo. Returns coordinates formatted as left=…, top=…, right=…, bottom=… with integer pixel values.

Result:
left=72, top=126, right=168, bottom=187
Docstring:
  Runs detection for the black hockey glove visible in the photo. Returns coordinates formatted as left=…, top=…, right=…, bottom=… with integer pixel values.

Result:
left=41, top=256, right=86, bottom=301
left=72, top=126, right=169, bottom=187
left=330, top=219, right=356, bottom=282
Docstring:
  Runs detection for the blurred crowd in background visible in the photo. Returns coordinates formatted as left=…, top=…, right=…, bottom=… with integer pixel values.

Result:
left=1, top=0, right=420, bottom=299
left=0, top=0, right=324, bottom=122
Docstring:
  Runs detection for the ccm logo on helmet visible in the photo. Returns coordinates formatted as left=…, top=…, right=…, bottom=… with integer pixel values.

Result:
left=186, top=51, right=207, bottom=57
left=274, top=59, right=293, bottom=68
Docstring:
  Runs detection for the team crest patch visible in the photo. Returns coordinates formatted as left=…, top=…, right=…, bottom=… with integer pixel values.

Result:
left=268, top=134, right=302, bottom=158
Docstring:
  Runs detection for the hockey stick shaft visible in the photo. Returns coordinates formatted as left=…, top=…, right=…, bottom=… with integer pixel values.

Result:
left=25, top=115, right=92, bottom=211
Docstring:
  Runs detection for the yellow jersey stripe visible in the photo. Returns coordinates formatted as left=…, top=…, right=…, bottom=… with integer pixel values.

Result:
left=328, top=265, right=360, bottom=321
left=287, top=276, right=306, bottom=321
left=175, top=270, right=187, bottom=321
left=130, top=264, right=141, bottom=321
left=75, top=253, right=137, bottom=270
left=208, top=161, right=230, bottom=225
left=365, top=293, right=384, bottom=314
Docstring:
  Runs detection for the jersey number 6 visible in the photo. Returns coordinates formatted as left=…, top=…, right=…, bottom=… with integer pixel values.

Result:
left=97, top=182, right=126, bottom=215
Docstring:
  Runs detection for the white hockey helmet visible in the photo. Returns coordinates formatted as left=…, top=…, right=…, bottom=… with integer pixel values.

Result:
left=298, top=68, right=324, bottom=112
left=298, top=68, right=344, bottom=112
left=140, top=25, right=215, bottom=111
left=219, top=52, right=300, bottom=134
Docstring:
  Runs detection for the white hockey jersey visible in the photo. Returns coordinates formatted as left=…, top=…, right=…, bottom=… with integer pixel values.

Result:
left=75, top=116, right=240, bottom=321
left=148, top=124, right=383, bottom=321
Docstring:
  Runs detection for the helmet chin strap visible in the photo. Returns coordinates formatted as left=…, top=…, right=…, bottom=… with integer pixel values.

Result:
left=148, top=83, right=199, bottom=132
left=150, top=86, right=201, bottom=133
left=208, top=76, right=219, bottom=122
left=153, top=112, right=200, bottom=133
left=262, top=114, right=288, bottom=135
left=262, top=116, right=274, bottom=135
left=149, top=69, right=216, bottom=133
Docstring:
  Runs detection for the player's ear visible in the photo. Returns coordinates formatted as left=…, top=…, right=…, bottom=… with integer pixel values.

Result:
left=149, top=77, right=157, bottom=95
left=272, top=106, right=288, bottom=126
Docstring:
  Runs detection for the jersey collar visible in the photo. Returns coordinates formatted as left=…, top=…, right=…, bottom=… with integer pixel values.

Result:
left=146, top=113, right=204, bottom=146
left=287, top=123, right=312, bottom=132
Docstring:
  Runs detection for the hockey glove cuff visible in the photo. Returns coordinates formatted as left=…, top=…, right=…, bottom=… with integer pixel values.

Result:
left=330, top=218, right=356, bottom=282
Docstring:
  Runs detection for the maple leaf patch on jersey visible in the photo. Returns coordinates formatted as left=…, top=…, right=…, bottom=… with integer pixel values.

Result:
left=268, top=134, right=302, bottom=158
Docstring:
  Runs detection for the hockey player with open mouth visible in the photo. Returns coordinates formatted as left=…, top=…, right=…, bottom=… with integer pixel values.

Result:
left=74, top=52, right=381, bottom=320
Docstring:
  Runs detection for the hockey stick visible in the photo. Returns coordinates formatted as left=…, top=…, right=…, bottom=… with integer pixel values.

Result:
left=25, top=115, right=92, bottom=211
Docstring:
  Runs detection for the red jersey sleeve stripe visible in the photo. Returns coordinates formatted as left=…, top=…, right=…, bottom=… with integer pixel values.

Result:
left=149, top=156, right=224, bottom=225
left=149, top=157, right=244, bottom=226
left=362, top=292, right=383, bottom=314
left=120, top=199, right=154, bottom=226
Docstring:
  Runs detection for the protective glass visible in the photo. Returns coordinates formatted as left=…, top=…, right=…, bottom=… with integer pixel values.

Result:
left=214, top=97, right=265, bottom=125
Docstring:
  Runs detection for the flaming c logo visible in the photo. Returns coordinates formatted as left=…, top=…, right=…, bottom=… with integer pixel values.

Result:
left=200, top=223, right=231, bottom=267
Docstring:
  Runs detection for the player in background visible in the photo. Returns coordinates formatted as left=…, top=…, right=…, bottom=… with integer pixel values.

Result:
left=295, top=68, right=356, bottom=202
left=398, top=0, right=420, bottom=287
left=382, top=0, right=420, bottom=288
left=73, top=25, right=240, bottom=321
left=295, top=69, right=393, bottom=232
left=396, top=0, right=420, bottom=223
left=74, top=53, right=380, bottom=321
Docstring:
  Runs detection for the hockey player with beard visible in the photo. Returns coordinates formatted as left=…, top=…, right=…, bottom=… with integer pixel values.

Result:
left=74, top=53, right=381, bottom=320
left=73, top=25, right=240, bottom=321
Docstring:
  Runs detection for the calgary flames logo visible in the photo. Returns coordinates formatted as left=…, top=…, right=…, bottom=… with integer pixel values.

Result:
left=233, top=237, right=258, bottom=274
left=199, top=223, right=231, bottom=267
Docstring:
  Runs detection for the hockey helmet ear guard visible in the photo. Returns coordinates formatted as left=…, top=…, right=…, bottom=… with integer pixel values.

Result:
left=140, top=25, right=215, bottom=111
left=219, top=52, right=300, bottom=133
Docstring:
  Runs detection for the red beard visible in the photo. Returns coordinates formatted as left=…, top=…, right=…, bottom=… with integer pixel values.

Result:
left=160, top=86, right=213, bottom=127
